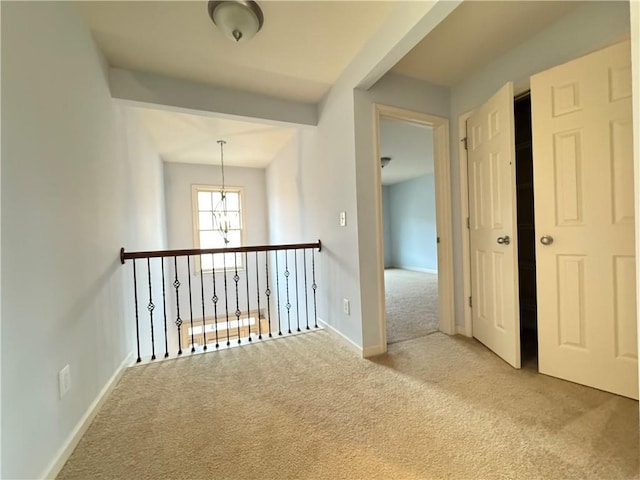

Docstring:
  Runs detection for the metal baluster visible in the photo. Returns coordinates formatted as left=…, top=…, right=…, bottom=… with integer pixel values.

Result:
left=312, top=248, right=318, bottom=328
left=245, top=252, right=252, bottom=342
left=275, top=250, right=282, bottom=336
left=147, top=258, right=156, bottom=361
left=187, top=256, right=195, bottom=353
left=284, top=250, right=292, bottom=334
left=234, top=253, right=241, bottom=344
left=161, top=257, right=169, bottom=358
left=133, top=259, right=141, bottom=363
left=223, top=252, right=231, bottom=346
left=174, top=256, right=183, bottom=355
left=212, top=260, right=220, bottom=348
left=255, top=251, right=262, bottom=340
left=303, top=249, right=310, bottom=330
left=200, top=256, right=207, bottom=351
left=294, top=250, right=301, bottom=332
left=265, top=252, right=272, bottom=338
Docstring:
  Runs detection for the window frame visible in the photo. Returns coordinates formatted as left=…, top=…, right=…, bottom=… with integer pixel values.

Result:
left=191, top=184, right=246, bottom=273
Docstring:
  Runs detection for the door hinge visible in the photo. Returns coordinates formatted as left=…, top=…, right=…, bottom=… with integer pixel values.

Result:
left=468, top=296, right=472, bottom=308
left=437, top=236, right=440, bottom=244
left=461, top=136, right=468, bottom=151
left=466, top=217, right=470, bottom=229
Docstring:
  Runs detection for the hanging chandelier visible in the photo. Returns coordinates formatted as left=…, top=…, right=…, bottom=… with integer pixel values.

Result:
left=213, top=140, right=230, bottom=245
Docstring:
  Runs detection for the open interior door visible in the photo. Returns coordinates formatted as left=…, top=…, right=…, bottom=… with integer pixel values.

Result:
left=531, top=40, right=637, bottom=399
left=468, top=82, right=521, bottom=368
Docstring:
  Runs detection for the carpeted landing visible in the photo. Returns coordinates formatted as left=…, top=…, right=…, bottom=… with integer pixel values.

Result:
left=57, top=331, right=639, bottom=480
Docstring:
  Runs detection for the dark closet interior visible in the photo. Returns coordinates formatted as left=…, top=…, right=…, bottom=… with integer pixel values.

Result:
left=514, top=92, right=538, bottom=368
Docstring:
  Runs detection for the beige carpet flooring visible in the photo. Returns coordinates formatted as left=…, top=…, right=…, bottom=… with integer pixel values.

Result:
left=385, top=268, right=439, bottom=344
left=57, top=331, right=639, bottom=480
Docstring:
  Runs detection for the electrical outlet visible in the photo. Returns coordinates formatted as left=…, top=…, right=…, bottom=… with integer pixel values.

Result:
left=339, top=211, right=347, bottom=227
left=59, top=364, right=71, bottom=399
left=343, top=298, right=350, bottom=315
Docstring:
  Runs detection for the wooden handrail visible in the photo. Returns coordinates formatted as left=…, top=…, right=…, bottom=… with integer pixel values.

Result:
left=120, top=240, right=321, bottom=264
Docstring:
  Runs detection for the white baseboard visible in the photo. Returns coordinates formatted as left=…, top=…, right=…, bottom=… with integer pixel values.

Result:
left=317, top=319, right=364, bottom=355
left=390, top=266, right=438, bottom=274
left=42, top=351, right=134, bottom=479
left=363, top=344, right=387, bottom=357
left=318, top=319, right=387, bottom=358
left=455, top=324, right=471, bottom=337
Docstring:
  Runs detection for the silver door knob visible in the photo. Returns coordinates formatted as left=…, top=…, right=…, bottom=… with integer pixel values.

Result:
left=540, top=235, right=554, bottom=245
left=497, top=235, right=511, bottom=245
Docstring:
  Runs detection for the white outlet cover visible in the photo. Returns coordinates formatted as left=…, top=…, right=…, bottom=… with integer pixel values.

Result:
left=59, top=365, right=71, bottom=398
left=339, top=211, right=346, bottom=227
left=343, top=298, right=350, bottom=315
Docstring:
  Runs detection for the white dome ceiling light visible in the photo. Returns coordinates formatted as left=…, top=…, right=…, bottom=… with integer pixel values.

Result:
left=208, top=1, right=264, bottom=43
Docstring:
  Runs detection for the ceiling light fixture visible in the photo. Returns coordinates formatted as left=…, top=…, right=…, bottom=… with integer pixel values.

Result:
left=380, top=156, right=392, bottom=168
left=208, top=1, right=264, bottom=43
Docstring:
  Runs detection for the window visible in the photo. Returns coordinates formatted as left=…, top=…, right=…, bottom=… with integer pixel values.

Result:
left=192, top=185, right=244, bottom=271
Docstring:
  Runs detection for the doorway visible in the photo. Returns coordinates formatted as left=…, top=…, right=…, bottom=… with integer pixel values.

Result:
left=379, top=118, right=439, bottom=344
left=373, top=105, right=455, bottom=348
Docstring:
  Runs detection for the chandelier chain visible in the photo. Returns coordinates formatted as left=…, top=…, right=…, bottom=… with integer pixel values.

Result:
left=218, top=139, right=227, bottom=194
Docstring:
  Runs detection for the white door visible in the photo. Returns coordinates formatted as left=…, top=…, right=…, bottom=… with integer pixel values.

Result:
left=531, top=40, right=637, bottom=399
left=468, top=82, right=521, bottom=368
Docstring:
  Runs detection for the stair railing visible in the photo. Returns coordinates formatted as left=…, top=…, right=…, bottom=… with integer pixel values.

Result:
left=120, top=241, right=321, bottom=363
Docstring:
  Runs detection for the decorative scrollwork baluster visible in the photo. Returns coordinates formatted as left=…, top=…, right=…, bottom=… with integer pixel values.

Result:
left=265, top=252, right=272, bottom=338
left=284, top=250, right=291, bottom=334
left=174, top=256, right=183, bottom=356
left=234, top=253, right=241, bottom=344
left=212, top=261, right=220, bottom=348
left=275, top=251, right=282, bottom=336
left=161, top=257, right=169, bottom=358
left=147, top=258, right=156, bottom=361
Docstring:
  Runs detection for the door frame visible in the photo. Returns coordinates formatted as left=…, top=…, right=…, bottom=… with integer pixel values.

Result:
left=458, top=110, right=474, bottom=337
left=373, top=104, right=455, bottom=344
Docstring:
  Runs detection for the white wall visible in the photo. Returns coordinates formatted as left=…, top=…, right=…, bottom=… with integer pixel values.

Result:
left=164, top=163, right=268, bottom=250
left=266, top=134, right=304, bottom=245
left=448, top=1, right=632, bottom=327
left=387, top=174, right=438, bottom=271
left=1, top=3, right=167, bottom=478
left=266, top=82, right=365, bottom=349
left=382, top=186, right=392, bottom=268
left=122, top=109, right=168, bottom=360
left=354, top=73, right=450, bottom=352
left=300, top=86, right=363, bottom=346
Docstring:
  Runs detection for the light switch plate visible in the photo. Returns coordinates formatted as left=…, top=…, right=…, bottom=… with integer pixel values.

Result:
left=339, top=211, right=346, bottom=227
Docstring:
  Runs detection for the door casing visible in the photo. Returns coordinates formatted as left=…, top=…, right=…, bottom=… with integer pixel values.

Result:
left=373, top=104, right=456, bottom=349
